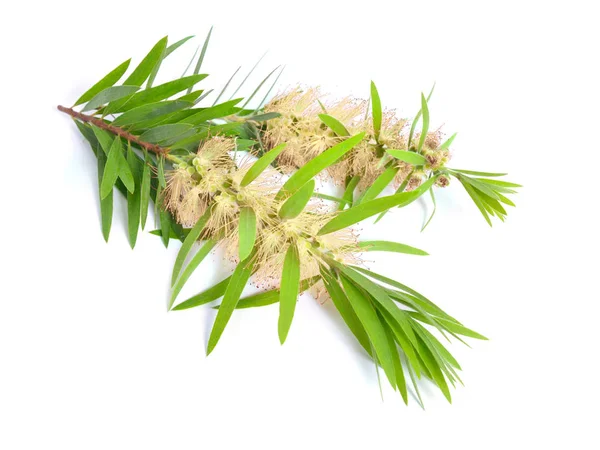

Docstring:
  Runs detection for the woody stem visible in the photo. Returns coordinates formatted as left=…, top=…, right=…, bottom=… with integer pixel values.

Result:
left=57, top=105, right=170, bottom=156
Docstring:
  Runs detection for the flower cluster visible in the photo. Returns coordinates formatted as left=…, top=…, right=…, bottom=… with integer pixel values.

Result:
left=264, top=87, right=452, bottom=191
left=164, top=137, right=361, bottom=289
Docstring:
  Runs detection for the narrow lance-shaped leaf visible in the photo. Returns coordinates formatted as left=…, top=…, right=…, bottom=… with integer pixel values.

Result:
left=417, top=93, right=430, bottom=152
left=172, top=276, right=232, bottom=311
left=318, top=176, right=437, bottom=235
left=358, top=166, right=398, bottom=205
left=320, top=270, right=372, bottom=356
left=97, top=144, right=113, bottom=241
left=82, top=85, right=139, bottom=111
left=408, top=83, right=435, bottom=147
left=371, top=81, right=382, bottom=140
left=169, top=239, right=218, bottom=309
left=240, top=143, right=287, bottom=186
left=187, top=27, right=212, bottom=94
left=117, top=143, right=135, bottom=194
left=107, top=74, right=208, bottom=114
left=74, top=58, right=131, bottom=106
left=238, top=207, right=257, bottom=261
left=439, top=132, right=457, bottom=150
left=179, top=97, right=243, bottom=125
left=278, top=244, right=301, bottom=344
left=339, top=275, right=397, bottom=389
left=213, top=66, right=241, bottom=106
left=123, top=36, right=168, bottom=87
left=253, top=65, right=285, bottom=113
left=421, top=187, right=437, bottom=232
left=171, top=208, right=212, bottom=286
left=140, top=153, right=151, bottom=229
left=278, top=133, right=365, bottom=199
left=382, top=318, right=408, bottom=404
left=100, top=137, right=122, bottom=199
left=386, top=149, right=428, bottom=165
left=111, top=100, right=193, bottom=127
left=126, top=142, right=142, bottom=248
left=278, top=179, right=315, bottom=219
left=231, top=276, right=320, bottom=310
left=319, top=114, right=349, bottom=136
left=339, top=175, right=360, bottom=210
left=229, top=52, right=267, bottom=100
left=240, top=65, right=281, bottom=110
left=207, top=255, right=255, bottom=355
left=358, top=240, right=429, bottom=256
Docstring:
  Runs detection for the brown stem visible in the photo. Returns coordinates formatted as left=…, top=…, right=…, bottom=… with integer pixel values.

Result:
left=57, top=105, right=169, bottom=155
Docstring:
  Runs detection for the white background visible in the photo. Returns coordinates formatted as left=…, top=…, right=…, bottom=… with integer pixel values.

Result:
left=2, top=1, right=599, bottom=448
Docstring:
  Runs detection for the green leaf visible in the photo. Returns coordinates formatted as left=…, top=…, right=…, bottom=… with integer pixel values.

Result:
left=126, top=142, right=142, bottom=248
left=140, top=154, right=151, bottom=229
left=253, top=66, right=285, bottom=113
left=100, top=136, right=122, bottom=199
left=320, top=270, right=372, bottom=356
left=451, top=169, right=507, bottom=177
left=96, top=144, right=113, bottom=241
left=140, top=124, right=193, bottom=144
left=111, top=100, right=193, bottom=127
left=421, top=187, right=437, bottom=232
left=370, top=81, right=382, bottom=140
left=339, top=175, right=360, bottom=210
left=358, top=240, right=428, bottom=256
left=240, top=65, right=281, bottom=110
left=312, top=193, right=344, bottom=203
left=107, top=74, right=208, bottom=114
left=157, top=156, right=166, bottom=188
left=231, top=276, right=320, bottom=310
left=213, top=66, right=241, bottom=105
left=188, top=27, right=212, bottom=94
left=179, top=98, right=243, bottom=125
left=459, top=179, right=492, bottom=226
left=439, top=132, right=457, bottom=150
left=417, top=93, right=430, bottom=152
left=414, top=334, right=452, bottom=402
left=477, top=178, right=522, bottom=188
left=172, top=276, right=232, bottom=311
left=169, top=239, right=217, bottom=309
left=279, top=133, right=365, bottom=199
left=379, top=308, right=422, bottom=379
left=278, top=244, right=301, bottom=344
left=408, top=83, right=435, bottom=147
left=241, top=143, right=286, bottom=186
left=319, top=114, right=349, bottom=136
left=382, top=318, right=408, bottom=404
left=349, top=265, right=461, bottom=325
left=339, top=275, right=396, bottom=389
left=207, top=255, right=255, bottom=355
left=246, top=112, right=282, bottom=122
left=229, top=52, right=267, bottom=100
left=166, top=35, right=195, bottom=57
left=82, top=85, right=139, bottom=111
left=358, top=166, right=398, bottom=205
left=338, top=266, right=418, bottom=350
left=410, top=312, right=488, bottom=340
left=158, top=189, right=172, bottom=248
left=318, top=176, right=436, bottom=235
left=278, top=179, right=315, bottom=219
left=117, top=145, right=135, bottom=194
left=238, top=207, right=257, bottom=261
left=171, top=208, right=212, bottom=286
left=386, top=149, right=428, bottom=165
left=123, top=36, right=168, bottom=87
left=74, top=58, right=131, bottom=106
